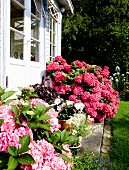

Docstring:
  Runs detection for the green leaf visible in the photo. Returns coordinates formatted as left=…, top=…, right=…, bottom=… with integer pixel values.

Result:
left=0, top=86, right=4, bottom=95
left=28, top=122, right=51, bottom=130
left=4, top=99, right=15, bottom=105
left=35, top=103, right=45, bottom=111
left=20, top=135, right=30, bottom=147
left=18, top=146, right=30, bottom=155
left=11, top=105, right=19, bottom=115
left=18, top=135, right=30, bottom=154
left=7, top=156, right=18, bottom=170
left=65, top=135, right=79, bottom=145
left=15, top=118, right=22, bottom=126
left=21, top=106, right=31, bottom=112
left=44, top=130, right=50, bottom=139
left=61, top=130, right=68, bottom=143
left=51, top=135, right=60, bottom=143
left=1, top=91, right=16, bottom=101
left=18, top=154, right=35, bottom=165
left=45, top=105, right=53, bottom=113
left=57, top=154, right=71, bottom=163
left=0, top=119, right=4, bottom=127
left=38, top=114, right=51, bottom=121
left=8, top=146, right=18, bottom=156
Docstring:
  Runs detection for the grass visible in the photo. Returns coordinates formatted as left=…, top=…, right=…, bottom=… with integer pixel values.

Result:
left=109, top=101, right=129, bottom=170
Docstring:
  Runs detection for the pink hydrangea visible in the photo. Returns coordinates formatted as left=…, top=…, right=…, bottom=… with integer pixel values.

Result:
left=46, top=56, right=120, bottom=122
left=54, top=71, right=67, bottom=83
left=0, top=99, right=72, bottom=170
left=74, top=75, right=83, bottom=84
left=73, top=86, right=84, bottom=96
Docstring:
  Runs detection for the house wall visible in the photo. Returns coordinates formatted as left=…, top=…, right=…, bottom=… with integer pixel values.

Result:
left=0, top=0, right=1, bottom=86
left=0, top=0, right=4, bottom=87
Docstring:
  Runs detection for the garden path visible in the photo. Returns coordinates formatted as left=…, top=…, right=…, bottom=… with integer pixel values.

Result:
left=81, top=120, right=111, bottom=158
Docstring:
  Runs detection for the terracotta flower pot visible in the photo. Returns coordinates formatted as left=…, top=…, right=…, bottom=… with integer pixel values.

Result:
left=59, top=120, right=69, bottom=131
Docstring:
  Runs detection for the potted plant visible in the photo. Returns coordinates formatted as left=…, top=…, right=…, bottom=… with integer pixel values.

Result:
left=53, top=97, right=85, bottom=130
left=67, top=113, right=90, bottom=155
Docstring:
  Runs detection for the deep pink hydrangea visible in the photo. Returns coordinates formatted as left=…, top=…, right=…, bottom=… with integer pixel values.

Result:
left=46, top=56, right=120, bottom=122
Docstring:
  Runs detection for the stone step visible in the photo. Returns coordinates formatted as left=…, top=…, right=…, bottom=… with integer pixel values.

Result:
left=81, top=121, right=104, bottom=154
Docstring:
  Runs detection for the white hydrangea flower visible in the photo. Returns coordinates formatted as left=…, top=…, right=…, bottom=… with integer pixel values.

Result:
left=57, top=105, right=62, bottom=112
left=115, top=66, right=120, bottom=72
left=115, top=78, right=119, bottom=82
left=66, top=100, right=74, bottom=107
left=116, top=72, right=120, bottom=75
left=74, top=103, right=84, bottom=112
left=72, top=130, right=77, bottom=135
left=109, top=76, right=113, bottom=81
left=54, top=98, right=61, bottom=105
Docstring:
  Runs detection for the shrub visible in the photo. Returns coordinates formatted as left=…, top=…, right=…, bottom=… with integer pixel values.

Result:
left=0, top=98, right=73, bottom=169
left=110, top=66, right=129, bottom=100
left=46, top=56, right=120, bottom=122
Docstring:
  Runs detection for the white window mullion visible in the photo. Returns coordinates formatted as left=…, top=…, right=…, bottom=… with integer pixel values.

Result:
left=23, top=0, right=31, bottom=85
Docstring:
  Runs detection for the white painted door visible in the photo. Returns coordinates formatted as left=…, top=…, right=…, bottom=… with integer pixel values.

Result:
left=8, top=0, right=45, bottom=88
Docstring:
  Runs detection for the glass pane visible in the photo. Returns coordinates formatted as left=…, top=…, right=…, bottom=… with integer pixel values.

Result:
left=50, top=30, right=52, bottom=43
left=10, top=1, right=24, bottom=59
left=10, top=30, right=24, bottom=60
left=50, top=18, right=52, bottom=30
left=11, top=1, right=24, bottom=28
left=31, top=0, right=40, bottom=18
left=31, top=40, right=39, bottom=62
left=31, top=16, right=39, bottom=39
left=53, top=34, right=56, bottom=44
left=50, top=44, right=52, bottom=56
left=16, top=0, right=24, bottom=6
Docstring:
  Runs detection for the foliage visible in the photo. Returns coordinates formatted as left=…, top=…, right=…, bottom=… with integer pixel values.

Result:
left=72, top=150, right=112, bottom=170
left=110, top=66, right=129, bottom=100
left=67, top=113, right=90, bottom=147
left=62, top=0, right=129, bottom=73
left=46, top=56, right=120, bottom=122
left=0, top=135, right=35, bottom=170
left=0, top=86, right=16, bottom=105
left=67, top=114, right=90, bottom=138
left=109, top=101, right=129, bottom=170
left=31, top=80, right=60, bottom=105
left=18, top=86, right=38, bottom=100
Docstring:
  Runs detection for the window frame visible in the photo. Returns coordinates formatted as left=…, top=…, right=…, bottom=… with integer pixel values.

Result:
left=10, top=0, right=42, bottom=65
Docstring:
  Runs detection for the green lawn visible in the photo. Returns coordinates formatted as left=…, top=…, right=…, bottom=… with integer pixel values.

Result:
left=109, top=101, right=129, bottom=170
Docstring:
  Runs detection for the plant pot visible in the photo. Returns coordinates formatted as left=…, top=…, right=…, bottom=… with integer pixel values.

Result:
left=59, top=120, right=69, bottom=131
left=69, top=144, right=81, bottom=155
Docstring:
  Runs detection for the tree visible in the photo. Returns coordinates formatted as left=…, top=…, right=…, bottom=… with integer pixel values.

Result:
left=62, top=0, right=129, bottom=73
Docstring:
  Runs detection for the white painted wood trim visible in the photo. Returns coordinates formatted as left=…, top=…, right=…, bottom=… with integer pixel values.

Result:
left=3, top=0, right=10, bottom=88
left=0, top=0, right=4, bottom=87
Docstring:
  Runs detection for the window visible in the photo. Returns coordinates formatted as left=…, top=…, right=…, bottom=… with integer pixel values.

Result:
left=10, top=0, right=25, bottom=60
left=10, top=0, right=41, bottom=62
left=50, top=17, right=56, bottom=61
left=31, top=0, right=40, bottom=62
left=48, top=0, right=58, bottom=61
